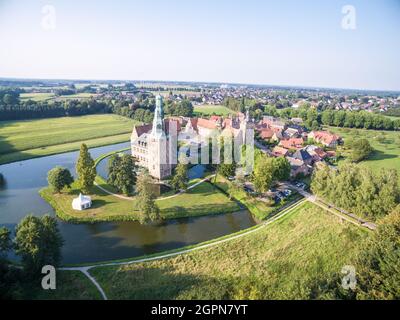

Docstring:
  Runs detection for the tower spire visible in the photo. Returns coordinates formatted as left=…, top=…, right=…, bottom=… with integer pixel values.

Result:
left=151, top=95, right=165, bottom=138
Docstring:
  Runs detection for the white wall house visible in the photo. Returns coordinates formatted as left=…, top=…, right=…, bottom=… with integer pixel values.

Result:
left=72, top=193, right=92, bottom=211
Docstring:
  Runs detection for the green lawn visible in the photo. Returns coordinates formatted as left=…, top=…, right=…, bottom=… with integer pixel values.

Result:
left=0, top=114, right=136, bottom=164
left=90, top=201, right=367, bottom=299
left=20, top=92, right=55, bottom=101
left=40, top=179, right=241, bottom=223
left=327, top=126, right=400, bottom=176
left=157, top=181, right=241, bottom=219
left=22, top=271, right=101, bottom=300
left=194, top=104, right=233, bottom=116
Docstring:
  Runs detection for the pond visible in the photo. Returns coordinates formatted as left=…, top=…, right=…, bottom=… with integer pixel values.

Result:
left=0, top=142, right=257, bottom=264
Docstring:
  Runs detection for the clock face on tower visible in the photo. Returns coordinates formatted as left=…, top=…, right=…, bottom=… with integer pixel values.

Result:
left=157, top=124, right=162, bottom=130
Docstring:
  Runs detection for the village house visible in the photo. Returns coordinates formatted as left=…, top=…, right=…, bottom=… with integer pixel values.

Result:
left=272, top=146, right=289, bottom=157
left=305, top=145, right=328, bottom=162
left=286, top=157, right=311, bottom=178
left=258, top=128, right=275, bottom=140
left=278, top=137, right=304, bottom=150
left=308, top=131, right=341, bottom=148
left=292, top=149, right=313, bottom=165
left=261, top=116, right=287, bottom=131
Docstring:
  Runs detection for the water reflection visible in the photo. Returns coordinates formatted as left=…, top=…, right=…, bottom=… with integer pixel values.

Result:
left=0, top=142, right=256, bottom=264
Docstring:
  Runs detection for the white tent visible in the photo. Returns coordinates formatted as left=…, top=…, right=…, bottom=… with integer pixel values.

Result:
left=72, top=193, right=92, bottom=211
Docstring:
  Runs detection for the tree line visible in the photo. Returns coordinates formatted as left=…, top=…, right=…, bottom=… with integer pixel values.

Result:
left=0, top=99, right=111, bottom=120
left=0, top=87, right=195, bottom=122
left=266, top=104, right=400, bottom=131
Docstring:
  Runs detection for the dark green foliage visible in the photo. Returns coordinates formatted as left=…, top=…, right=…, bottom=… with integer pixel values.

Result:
left=76, top=143, right=96, bottom=193
left=170, top=164, right=188, bottom=191
left=165, top=99, right=194, bottom=117
left=349, top=138, right=373, bottom=162
left=278, top=107, right=399, bottom=131
left=311, top=163, right=399, bottom=220
left=107, top=154, right=137, bottom=195
left=312, top=205, right=400, bottom=300
left=0, top=227, right=12, bottom=261
left=14, top=215, right=64, bottom=277
left=252, top=151, right=292, bottom=193
left=135, top=173, right=161, bottom=224
left=218, top=163, right=236, bottom=178
left=47, top=166, right=74, bottom=193
left=355, top=206, right=400, bottom=299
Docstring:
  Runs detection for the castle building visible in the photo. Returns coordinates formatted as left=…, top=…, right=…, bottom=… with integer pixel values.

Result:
left=131, top=95, right=254, bottom=180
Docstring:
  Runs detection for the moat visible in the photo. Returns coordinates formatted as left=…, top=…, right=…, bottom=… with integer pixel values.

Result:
left=0, top=142, right=257, bottom=264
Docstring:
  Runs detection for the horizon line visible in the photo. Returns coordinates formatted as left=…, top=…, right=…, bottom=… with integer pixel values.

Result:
left=1, top=76, right=400, bottom=94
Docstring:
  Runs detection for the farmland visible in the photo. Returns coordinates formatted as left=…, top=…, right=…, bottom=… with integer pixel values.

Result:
left=194, top=104, right=233, bottom=116
left=0, top=114, right=136, bottom=164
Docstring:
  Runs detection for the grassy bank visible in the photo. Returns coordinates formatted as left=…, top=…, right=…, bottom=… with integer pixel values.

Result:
left=0, top=114, right=136, bottom=165
left=90, top=201, right=367, bottom=299
left=40, top=179, right=240, bottom=223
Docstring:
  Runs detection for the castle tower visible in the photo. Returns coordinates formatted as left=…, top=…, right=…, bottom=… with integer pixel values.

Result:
left=148, top=95, right=172, bottom=179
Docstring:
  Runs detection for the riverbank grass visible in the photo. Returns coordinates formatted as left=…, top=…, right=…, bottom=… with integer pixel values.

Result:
left=40, top=179, right=240, bottom=223
left=90, top=201, right=367, bottom=299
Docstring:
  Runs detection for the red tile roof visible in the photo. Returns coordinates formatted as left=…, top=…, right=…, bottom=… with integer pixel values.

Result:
left=279, top=138, right=304, bottom=149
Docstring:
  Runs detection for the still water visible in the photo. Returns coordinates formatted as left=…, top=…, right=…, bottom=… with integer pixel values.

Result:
left=0, top=143, right=257, bottom=264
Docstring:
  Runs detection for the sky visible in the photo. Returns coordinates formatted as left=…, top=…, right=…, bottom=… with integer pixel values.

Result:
left=0, top=0, right=399, bottom=91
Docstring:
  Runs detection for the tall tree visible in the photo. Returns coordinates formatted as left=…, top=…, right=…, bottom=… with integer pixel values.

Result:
left=76, top=143, right=96, bottom=193
left=272, top=157, right=291, bottom=181
left=252, top=153, right=274, bottom=193
left=14, top=215, right=64, bottom=277
left=47, top=166, right=74, bottom=193
left=350, top=139, right=373, bottom=162
left=135, top=173, right=161, bottom=224
left=170, top=164, right=188, bottom=191
left=107, top=154, right=137, bottom=195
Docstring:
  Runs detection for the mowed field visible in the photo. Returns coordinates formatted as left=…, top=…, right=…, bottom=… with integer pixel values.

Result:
left=0, top=114, right=136, bottom=164
left=328, top=126, right=400, bottom=176
left=20, top=92, right=97, bottom=102
left=89, top=201, right=367, bottom=299
left=194, top=104, right=233, bottom=116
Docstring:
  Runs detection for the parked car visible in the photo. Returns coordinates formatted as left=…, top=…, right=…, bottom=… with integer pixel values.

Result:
left=274, top=196, right=281, bottom=204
